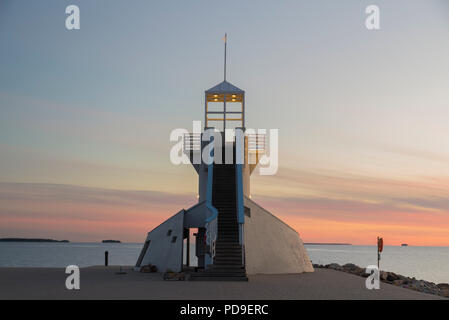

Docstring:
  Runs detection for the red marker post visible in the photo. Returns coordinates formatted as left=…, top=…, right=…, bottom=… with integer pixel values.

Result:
left=377, top=237, right=383, bottom=269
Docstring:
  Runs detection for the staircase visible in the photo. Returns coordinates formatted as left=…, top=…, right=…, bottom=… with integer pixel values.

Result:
left=190, top=163, right=247, bottom=281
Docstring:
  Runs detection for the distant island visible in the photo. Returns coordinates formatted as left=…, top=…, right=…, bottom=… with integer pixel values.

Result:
left=304, top=243, right=352, bottom=245
left=102, top=240, right=121, bottom=243
left=0, top=238, right=69, bottom=243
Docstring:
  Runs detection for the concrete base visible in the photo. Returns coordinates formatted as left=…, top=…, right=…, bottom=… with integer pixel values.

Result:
left=243, top=197, right=314, bottom=275
left=137, top=198, right=314, bottom=276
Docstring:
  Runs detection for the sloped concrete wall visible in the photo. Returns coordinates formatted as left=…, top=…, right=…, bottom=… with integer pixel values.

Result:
left=138, top=210, right=184, bottom=272
left=184, top=201, right=209, bottom=228
left=243, top=197, right=314, bottom=274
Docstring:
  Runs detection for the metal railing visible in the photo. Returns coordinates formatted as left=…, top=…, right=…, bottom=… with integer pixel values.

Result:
left=247, top=133, right=266, bottom=152
left=205, top=150, right=218, bottom=264
left=205, top=218, right=217, bottom=260
left=183, top=133, right=201, bottom=153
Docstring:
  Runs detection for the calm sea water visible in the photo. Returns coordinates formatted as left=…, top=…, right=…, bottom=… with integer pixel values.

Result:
left=306, top=245, right=449, bottom=284
left=0, top=242, right=197, bottom=269
left=1, top=242, right=448, bottom=284
left=0, top=242, right=143, bottom=268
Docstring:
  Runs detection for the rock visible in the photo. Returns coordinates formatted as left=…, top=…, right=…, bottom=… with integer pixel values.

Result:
left=342, top=263, right=358, bottom=270
left=440, top=290, right=449, bottom=298
left=140, top=265, right=152, bottom=273
left=341, top=263, right=365, bottom=276
left=354, top=267, right=365, bottom=276
left=163, top=271, right=185, bottom=281
left=140, top=264, right=157, bottom=273
left=325, top=263, right=341, bottom=270
left=361, top=272, right=370, bottom=278
left=393, top=280, right=404, bottom=286
left=437, top=283, right=449, bottom=290
left=408, top=280, right=428, bottom=292
left=387, top=273, right=400, bottom=282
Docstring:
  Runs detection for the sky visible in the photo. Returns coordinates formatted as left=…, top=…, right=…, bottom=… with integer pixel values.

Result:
left=0, top=0, right=448, bottom=245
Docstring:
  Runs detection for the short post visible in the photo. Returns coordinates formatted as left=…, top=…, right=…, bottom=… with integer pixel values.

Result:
left=105, top=251, right=109, bottom=266
left=377, top=252, right=380, bottom=269
left=186, top=231, right=190, bottom=267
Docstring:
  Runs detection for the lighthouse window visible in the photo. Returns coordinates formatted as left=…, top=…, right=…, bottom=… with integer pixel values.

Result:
left=167, top=229, right=172, bottom=236
left=171, top=236, right=177, bottom=243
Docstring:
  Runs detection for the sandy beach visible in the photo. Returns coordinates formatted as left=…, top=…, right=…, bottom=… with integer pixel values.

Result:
left=0, top=266, right=443, bottom=300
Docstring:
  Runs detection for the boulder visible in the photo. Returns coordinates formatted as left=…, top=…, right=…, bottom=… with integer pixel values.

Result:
left=386, top=272, right=400, bottom=282
left=437, top=283, right=449, bottom=290
left=325, top=263, right=341, bottom=270
left=380, top=271, right=388, bottom=281
left=440, top=290, right=449, bottom=298
left=140, top=264, right=157, bottom=273
left=342, top=263, right=358, bottom=270
left=392, top=280, right=404, bottom=286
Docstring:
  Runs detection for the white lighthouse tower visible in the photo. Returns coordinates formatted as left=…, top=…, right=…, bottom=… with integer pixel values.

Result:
left=136, top=37, right=313, bottom=280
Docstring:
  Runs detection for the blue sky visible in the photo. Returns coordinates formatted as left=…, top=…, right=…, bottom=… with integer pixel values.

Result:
left=0, top=0, right=448, bottom=243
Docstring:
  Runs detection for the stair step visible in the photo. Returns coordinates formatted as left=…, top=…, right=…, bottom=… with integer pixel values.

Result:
left=215, top=243, right=240, bottom=246
left=214, top=256, right=242, bottom=260
left=214, top=262, right=242, bottom=266
left=208, top=264, right=244, bottom=269
left=214, top=255, right=242, bottom=259
left=191, top=273, right=246, bottom=277
left=195, top=267, right=245, bottom=273
left=190, top=276, right=248, bottom=281
left=215, top=250, right=242, bottom=254
left=214, top=259, right=243, bottom=264
left=215, top=245, right=242, bottom=249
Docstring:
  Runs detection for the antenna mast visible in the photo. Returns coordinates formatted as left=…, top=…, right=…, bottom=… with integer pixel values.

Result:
left=224, top=33, right=227, bottom=81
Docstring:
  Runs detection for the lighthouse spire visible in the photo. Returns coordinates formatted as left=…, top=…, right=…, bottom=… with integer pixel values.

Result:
left=223, top=33, right=227, bottom=81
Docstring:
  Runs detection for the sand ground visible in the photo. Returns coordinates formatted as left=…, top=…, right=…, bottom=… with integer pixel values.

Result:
left=0, top=266, right=443, bottom=300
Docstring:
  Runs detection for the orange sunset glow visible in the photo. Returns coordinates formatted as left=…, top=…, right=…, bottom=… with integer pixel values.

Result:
left=1, top=0, right=448, bottom=247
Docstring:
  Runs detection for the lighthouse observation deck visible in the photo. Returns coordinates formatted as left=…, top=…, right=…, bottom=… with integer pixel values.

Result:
left=182, top=131, right=266, bottom=172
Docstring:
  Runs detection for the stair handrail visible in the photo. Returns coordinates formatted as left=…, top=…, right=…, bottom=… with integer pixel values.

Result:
left=236, top=164, right=244, bottom=225
left=235, top=130, right=245, bottom=250
left=204, top=137, right=218, bottom=261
